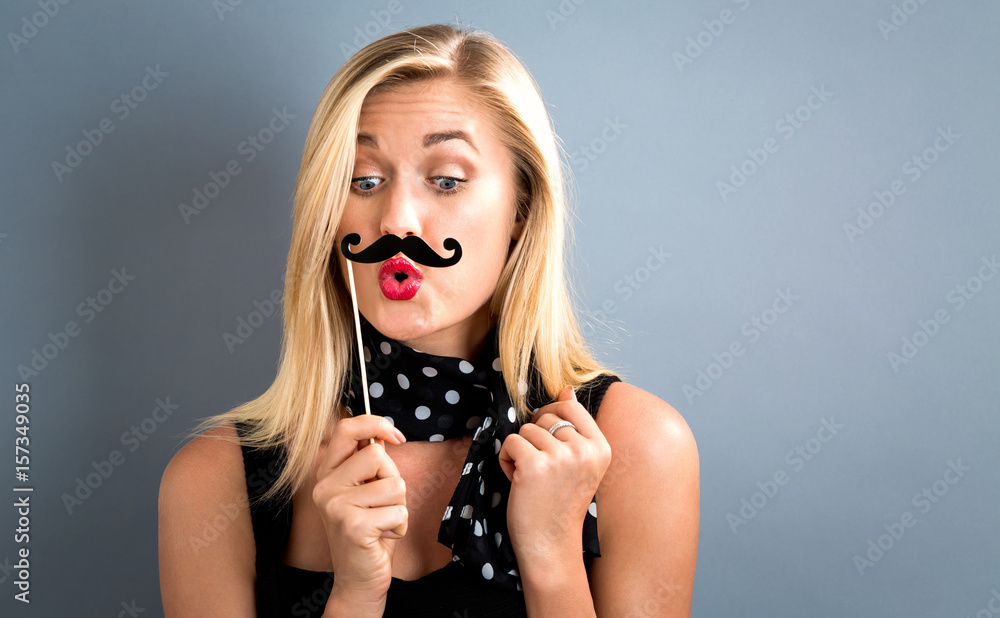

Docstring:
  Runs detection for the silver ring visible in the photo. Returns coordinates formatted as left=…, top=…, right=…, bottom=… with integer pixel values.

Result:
left=548, top=420, right=577, bottom=436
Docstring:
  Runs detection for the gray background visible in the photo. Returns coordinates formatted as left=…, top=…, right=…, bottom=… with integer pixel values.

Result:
left=1, top=1, right=997, bottom=616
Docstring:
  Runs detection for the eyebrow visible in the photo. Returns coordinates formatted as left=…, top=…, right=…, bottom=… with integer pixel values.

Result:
left=356, top=130, right=479, bottom=154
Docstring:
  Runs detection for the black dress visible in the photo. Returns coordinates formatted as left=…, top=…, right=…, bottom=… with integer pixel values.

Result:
left=235, top=373, right=620, bottom=617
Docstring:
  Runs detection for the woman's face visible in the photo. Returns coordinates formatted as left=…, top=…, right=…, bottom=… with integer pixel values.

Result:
left=335, top=78, right=524, bottom=359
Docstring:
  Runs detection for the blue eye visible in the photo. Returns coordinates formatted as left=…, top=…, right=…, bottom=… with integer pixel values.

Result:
left=432, top=176, right=466, bottom=193
left=351, top=177, right=382, bottom=193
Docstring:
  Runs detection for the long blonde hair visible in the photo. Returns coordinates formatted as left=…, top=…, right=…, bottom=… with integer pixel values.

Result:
left=191, top=23, right=618, bottom=505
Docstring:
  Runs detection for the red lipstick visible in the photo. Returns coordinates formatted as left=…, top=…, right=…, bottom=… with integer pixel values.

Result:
left=378, top=257, right=423, bottom=301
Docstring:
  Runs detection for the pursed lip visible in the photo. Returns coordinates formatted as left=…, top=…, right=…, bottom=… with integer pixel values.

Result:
left=377, top=257, right=423, bottom=300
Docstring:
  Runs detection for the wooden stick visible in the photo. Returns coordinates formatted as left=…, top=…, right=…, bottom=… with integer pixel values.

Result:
left=345, top=259, right=375, bottom=445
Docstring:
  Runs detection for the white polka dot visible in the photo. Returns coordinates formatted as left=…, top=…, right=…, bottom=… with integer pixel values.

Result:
left=507, top=406, right=516, bottom=422
left=459, top=360, right=474, bottom=373
left=369, top=382, right=383, bottom=398
left=588, top=501, right=597, bottom=518
left=516, top=581, right=522, bottom=591
left=474, top=521, right=482, bottom=536
left=483, top=417, right=492, bottom=428
left=492, top=357, right=501, bottom=371
left=429, top=433, right=444, bottom=442
left=494, top=532, right=502, bottom=546
left=384, top=416, right=394, bottom=426
left=466, top=416, right=482, bottom=429
left=461, top=505, right=474, bottom=519
left=415, top=406, right=431, bottom=420
left=482, top=563, right=494, bottom=579
left=445, top=390, right=460, bottom=404
left=397, top=374, right=409, bottom=389
left=493, top=439, right=501, bottom=454
left=482, top=519, right=487, bottom=534
left=442, top=506, right=452, bottom=521
left=423, top=366, right=438, bottom=377
left=479, top=480, right=485, bottom=495
left=363, top=346, right=371, bottom=362
left=380, top=341, right=391, bottom=355
left=474, top=383, right=488, bottom=389
left=518, top=381, right=528, bottom=396
left=491, top=492, right=501, bottom=508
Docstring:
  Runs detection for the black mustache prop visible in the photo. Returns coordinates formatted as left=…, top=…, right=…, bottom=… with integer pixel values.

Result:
left=340, top=233, right=463, bottom=267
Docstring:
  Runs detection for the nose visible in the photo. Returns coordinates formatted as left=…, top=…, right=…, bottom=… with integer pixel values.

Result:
left=378, top=175, right=423, bottom=239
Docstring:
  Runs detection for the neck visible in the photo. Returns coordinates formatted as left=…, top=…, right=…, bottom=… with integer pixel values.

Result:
left=399, top=306, right=496, bottom=361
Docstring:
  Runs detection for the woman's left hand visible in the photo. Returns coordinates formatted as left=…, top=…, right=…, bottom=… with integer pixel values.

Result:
left=497, top=385, right=612, bottom=575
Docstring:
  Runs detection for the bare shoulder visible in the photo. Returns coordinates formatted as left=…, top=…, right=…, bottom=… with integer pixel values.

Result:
left=596, top=380, right=699, bottom=465
left=158, top=421, right=257, bottom=617
left=160, top=422, right=249, bottom=498
left=591, top=381, right=700, bottom=616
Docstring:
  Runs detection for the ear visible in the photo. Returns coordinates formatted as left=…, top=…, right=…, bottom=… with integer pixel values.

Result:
left=511, top=214, right=525, bottom=241
left=511, top=193, right=528, bottom=241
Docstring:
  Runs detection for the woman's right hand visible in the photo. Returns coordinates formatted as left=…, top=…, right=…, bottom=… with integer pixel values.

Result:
left=312, top=414, right=408, bottom=608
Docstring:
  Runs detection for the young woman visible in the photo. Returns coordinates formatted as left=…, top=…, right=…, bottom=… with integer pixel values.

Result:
left=159, top=24, right=699, bottom=617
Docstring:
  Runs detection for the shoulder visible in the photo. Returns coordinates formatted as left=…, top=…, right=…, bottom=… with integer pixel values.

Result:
left=589, top=381, right=699, bottom=614
left=596, top=380, right=699, bottom=472
left=158, top=421, right=257, bottom=615
left=160, top=421, right=249, bottom=507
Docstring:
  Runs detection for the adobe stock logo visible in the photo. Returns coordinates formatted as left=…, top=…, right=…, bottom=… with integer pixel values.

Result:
left=569, top=116, right=627, bottom=173
left=222, top=286, right=283, bottom=353
left=672, top=0, right=752, bottom=72
left=51, top=65, right=169, bottom=183
left=842, top=126, right=960, bottom=243
left=877, top=0, right=934, bottom=40
left=726, top=417, right=843, bottom=533
left=7, top=0, right=74, bottom=54
left=851, top=459, right=970, bottom=576
left=716, top=85, right=833, bottom=202
left=61, top=397, right=180, bottom=514
left=338, top=0, right=404, bottom=59
left=887, top=254, right=997, bottom=373
left=683, top=288, right=799, bottom=404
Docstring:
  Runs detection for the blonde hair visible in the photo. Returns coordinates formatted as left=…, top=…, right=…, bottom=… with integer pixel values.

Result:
left=191, top=23, right=618, bottom=505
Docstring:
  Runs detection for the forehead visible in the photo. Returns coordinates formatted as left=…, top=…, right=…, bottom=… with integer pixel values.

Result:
left=358, top=79, right=498, bottom=139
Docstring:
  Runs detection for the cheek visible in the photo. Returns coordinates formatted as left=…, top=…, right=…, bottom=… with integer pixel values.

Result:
left=457, top=231, right=509, bottom=293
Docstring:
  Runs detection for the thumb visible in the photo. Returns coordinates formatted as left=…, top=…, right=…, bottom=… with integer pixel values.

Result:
left=558, top=385, right=576, bottom=402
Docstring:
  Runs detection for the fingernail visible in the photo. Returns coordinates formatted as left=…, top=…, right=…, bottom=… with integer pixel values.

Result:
left=570, top=385, right=576, bottom=400
left=394, top=427, right=406, bottom=442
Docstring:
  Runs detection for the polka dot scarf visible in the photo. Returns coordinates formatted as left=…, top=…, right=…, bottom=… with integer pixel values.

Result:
left=342, top=315, right=601, bottom=592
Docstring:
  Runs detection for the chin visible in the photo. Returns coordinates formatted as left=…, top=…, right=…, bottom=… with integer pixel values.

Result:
left=362, top=303, right=435, bottom=340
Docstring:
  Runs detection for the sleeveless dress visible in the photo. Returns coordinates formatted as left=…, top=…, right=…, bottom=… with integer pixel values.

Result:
left=235, top=373, right=620, bottom=617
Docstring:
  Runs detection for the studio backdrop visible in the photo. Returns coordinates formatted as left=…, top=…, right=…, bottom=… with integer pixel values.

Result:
left=1, top=1, right=997, bottom=616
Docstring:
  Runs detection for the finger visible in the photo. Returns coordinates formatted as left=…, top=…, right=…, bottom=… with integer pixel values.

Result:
left=318, top=415, right=405, bottom=473
left=498, top=432, right=537, bottom=481
left=519, top=421, right=580, bottom=451
left=561, top=385, right=575, bottom=402
left=533, top=398, right=599, bottom=439
left=346, top=503, right=409, bottom=540
left=335, top=441, right=403, bottom=487
left=341, top=475, right=407, bottom=509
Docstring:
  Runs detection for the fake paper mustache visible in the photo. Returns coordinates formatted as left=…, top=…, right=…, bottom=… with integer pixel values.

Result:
left=340, top=233, right=463, bottom=267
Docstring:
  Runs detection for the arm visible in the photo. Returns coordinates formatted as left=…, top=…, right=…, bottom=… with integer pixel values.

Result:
left=158, top=423, right=258, bottom=617
left=588, top=382, right=700, bottom=616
